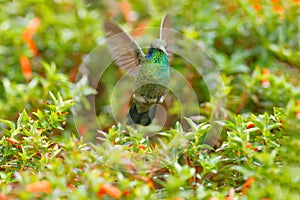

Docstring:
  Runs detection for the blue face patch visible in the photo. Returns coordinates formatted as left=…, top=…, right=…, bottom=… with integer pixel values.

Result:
left=146, top=48, right=153, bottom=59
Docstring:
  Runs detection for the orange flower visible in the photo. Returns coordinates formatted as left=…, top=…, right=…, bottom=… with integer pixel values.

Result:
left=97, top=183, right=122, bottom=199
left=121, top=157, right=137, bottom=172
left=5, top=137, right=22, bottom=149
left=172, top=197, right=185, bottom=200
left=227, top=4, right=237, bottom=13
left=123, top=189, right=130, bottom=196
left=225, top=187, right=235, bottom=200
left=0, top=193, right=9, bottom=200
left=253, top=4, right=262, bottom=12
left=245, top=143, right=260, bottom=151
left=296, top=100, right=300, bottom=107
left=78, top=125, right=88, bottom=136
left=261, top=80, right=270, bottom=88
left=146, top=178, right=155, bottom=190
left=138, top=144, right=146, bottom=150
left=270, top=0, right=279, bottom=3
left=279, top=120, right=283, bottom=128
left=131, top=20, right=148, bottom=38
left=246, top=142, right=252, bottom=148
left=252, top=147, right=260, bottom=151
left=296, top=111, right=300, bottom=119
left=273, top=5, right=284, bottom=19
left=261, top=68, right=270, bottom=88
left=132, top=175, right=155, bottom=190
left=26, top=180, right=52, bottom=194
left=5, top=137, right=19, bottom=146
left=27, top=39, right=39, bottom=56
left=242, top=177, right=256, bottom=195
left=22, top=18, right=40, bottom=41
left=292, top=0, right=300, bottom=8
left=22, top=18, right=40, bottom=56
left=119, top=0, right=135, bottom=22
left=19, top=56, right=32, bottom=80
left=296, top=100, right=300, bottom=119
left=262, top=68, right=270, bottom=75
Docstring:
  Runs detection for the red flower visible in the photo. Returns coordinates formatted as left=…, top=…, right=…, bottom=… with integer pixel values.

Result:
left=296, top=100, right=300, bottom=119
left=261, top=68, right=270, bottom=88
left=134, top=175, right=155, bottom=190
left=27, top=40, right=39, bottom=56
left=292, top=0, right=300, bottom=7
left=242, top=177, right=256, bottom=195
left=252, top=147, right=260, bottom=151
left=138, top=144, right=146, bottom=150
left=246, top=122, right=255, bottom=129
left=26, top=180, right=52, bottom=194
left=296, top=111, right=300, bottom=119
left=97, top=183, right=122, bottom=199
left=19, top=56, right=32, bottom=80
left=253, top=4, right=262, bottom=12
left=261, top=80, right=270, bottom=88
left=146, top=178, right=155, bottom=190
left=123, top=189, right=130, bottom=196
left=296, top=100, right=300, bottom=107
left=121, top=157, right=137, bottom=172
left=225, top=187, right=235, bottom=200
left=78, top=125, right=88, bottom=136
left=119, top=0, right=135, bottom=22
left=22, top=18, right=40, bottom=56
left=272, top=5, right=284, bottom=19
left=246, top=143, right=260, bottom=151
left=131, top=20, right=148, bottom=38
left=0, top=193, right=9, bottom=200
left=246, top=142, right=252, bottom=148
left=22, top=18, right=40, bottom=40
left=5, top=137, right=19, bottom=146
left=262, top=68, right=270, bottom=75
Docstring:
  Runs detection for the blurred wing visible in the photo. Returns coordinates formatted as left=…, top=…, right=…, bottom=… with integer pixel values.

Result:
left=160, top=14, right=174, bottom=64
left=104, top=20, right=145, bottom=76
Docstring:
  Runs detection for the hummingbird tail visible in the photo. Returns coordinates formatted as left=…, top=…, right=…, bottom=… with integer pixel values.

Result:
left=127, top=104, right=157, bottom=126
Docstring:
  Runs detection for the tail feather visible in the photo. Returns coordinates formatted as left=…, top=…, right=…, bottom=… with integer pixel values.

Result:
left=127, top=104, right=157, bottom=126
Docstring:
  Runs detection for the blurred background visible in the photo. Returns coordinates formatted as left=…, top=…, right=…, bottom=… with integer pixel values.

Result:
left=1, top=0, right=300, bottom=135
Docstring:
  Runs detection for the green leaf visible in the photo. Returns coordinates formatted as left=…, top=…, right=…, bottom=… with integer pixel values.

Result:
left=17, top=110, right=29, bottom=128
left=0, top=119, right=15, bottom=132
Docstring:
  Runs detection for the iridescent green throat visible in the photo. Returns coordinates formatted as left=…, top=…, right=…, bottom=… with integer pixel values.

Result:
left=146, top=49, right=169, bottom=67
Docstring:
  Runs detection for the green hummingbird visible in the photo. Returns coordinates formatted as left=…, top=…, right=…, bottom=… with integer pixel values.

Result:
left=104, top=14, right=173, bottom=126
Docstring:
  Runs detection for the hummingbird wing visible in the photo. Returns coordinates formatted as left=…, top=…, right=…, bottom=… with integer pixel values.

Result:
left=160, top=14, right=174, bottom=64
left=104, top=20, right=145, bottom=76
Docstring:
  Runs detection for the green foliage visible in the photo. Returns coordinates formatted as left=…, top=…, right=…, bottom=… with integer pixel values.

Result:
left=0, top=0, right=103, bottom=81
left=227, top=67, right=296, bottom=115
left=1, top=103, right=299, bottom=199
left=0, top=62, right=95, bottom=122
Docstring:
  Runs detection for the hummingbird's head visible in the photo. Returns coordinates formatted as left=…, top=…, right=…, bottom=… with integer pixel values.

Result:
left=150, top=39, right=168, bottom=55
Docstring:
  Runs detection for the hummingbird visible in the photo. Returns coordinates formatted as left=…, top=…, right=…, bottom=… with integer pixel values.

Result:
left=104, top=14, right=173, bottom=126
